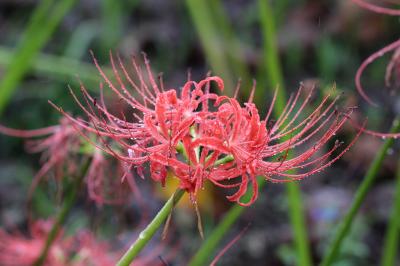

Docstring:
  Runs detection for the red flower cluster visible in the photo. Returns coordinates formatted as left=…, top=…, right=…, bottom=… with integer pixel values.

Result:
left=53, top=52, right=361, bottom=206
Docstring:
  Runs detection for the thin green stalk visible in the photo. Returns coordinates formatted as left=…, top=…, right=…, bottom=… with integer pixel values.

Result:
left=257, top=0, right=286, bottom=110
left=184, top=0, right=235, bottom=93
left=320, top=119, right=400, bottom=266
left=286, top=181, right=312, bottom=266
left=33, top=158, right=91, bottom=266
left=213, top=154, right=234, bottom=165
left=116, top=189, right=185, bottom=266
left=207, top=0, right=251, bottom=90
left=0, top=0, right=77, bottom=115
left=258, top=1, right=311, bottom=265
left=381, top=158, right=400, bottom=265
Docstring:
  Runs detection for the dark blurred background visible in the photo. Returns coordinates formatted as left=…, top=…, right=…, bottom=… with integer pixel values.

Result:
left=0, top=0, right=399, bottom=265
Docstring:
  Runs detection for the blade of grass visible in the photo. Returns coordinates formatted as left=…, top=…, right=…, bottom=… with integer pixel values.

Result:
left=184, top=0, right=235, bottom=94
left=257, top=0, right=286, bottom=109
left=207, top=0, right=251, bottom=90
left=0, top=0, right=77, bottom=115
left=0, top=47, right=111, bottom=87
left=320, top=119, right=400, bottom=266
left=64, top=22, right=99, bottom=59
left=17, top=0, right=54, bottom=43
left=101, top=0, right=123, bottom=50
left=381, top=157, right=400, bottom=265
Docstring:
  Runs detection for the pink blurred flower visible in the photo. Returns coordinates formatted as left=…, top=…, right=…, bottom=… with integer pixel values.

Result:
left=53, top=52, right=361, bottom=206
left=0, top=118, right=80, bottom=198
left=65, top=231, right=118, bottom=266
left=385, top=46, right=400, bottom=88
left=0, top=220, right=167, bottom=266
left=351, top=0, right=400, bottom=16
left=86, top=149, right=139, bottom=205
left=351, top=0, right=400, bottom=138
left=0, top=118, right=135, bottom=205
left=352, top=0, right=400, bottom=103
left=70, top=231, right=170, bottom=266
left=0, top=220, right=65, bottom=266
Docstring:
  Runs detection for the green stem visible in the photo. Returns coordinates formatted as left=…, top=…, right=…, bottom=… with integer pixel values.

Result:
left=258, top=1, right=311, bottom=265
left=116, top=189, right=185, bottom=266
left=381, top=158, right=400, bottom=266
left=214, top=154, right=234, bottom=166
left=33, top=158, right=91, bottom=266
left=257, top=0, right=286, bottom=110
left=320, top=119, right=400, bottom=266
left=287, top=181, right=312, bottom=266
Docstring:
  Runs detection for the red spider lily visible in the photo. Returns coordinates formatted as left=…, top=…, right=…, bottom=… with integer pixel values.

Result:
left=0, top=118, right=135, bottom=205
left=197, top=86, right=361, bottom=206
left=52, top=52, right=361, bottom=206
